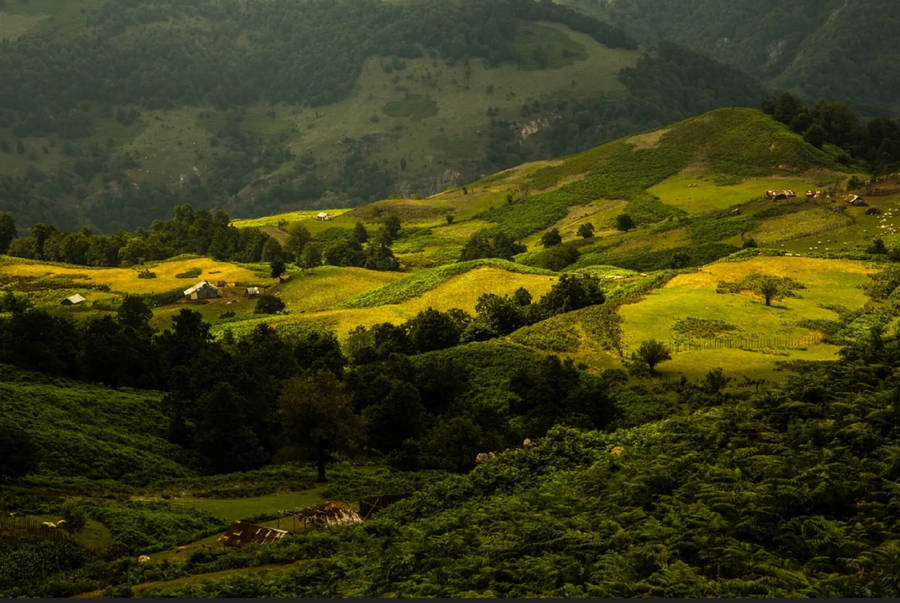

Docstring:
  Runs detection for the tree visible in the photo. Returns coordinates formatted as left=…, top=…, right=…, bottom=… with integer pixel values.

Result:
left=739, top=273, right=804, bottom=306
left=261, top=237, right=284, bottom=263
left=541, top=228, right=562, bottom=248
left=383, top=215, right=402, bottom=240
left=634, top=339, right=672, bottom=374
left=353, top=221, right=369, bottom=244
left=868, top=238, right=888, bottom=254
left=299, top=242, right=323, bottom=268
left=743, top=237, right=758, bottom=249
left=270, top=259, right=286, bottom=278
left=194, top=382, right=268, bottom=473
left=0, top=420, right=37, bottom=481
left=255, top=294, right=285, bottom=314
left=804, top=124, right=826, bottom=148
left=461, top=230, right=525, bottom=261
left=475, top=293, right=525, bottom=335
left=577, top=222, right=595, bottom=239
left=284, top=224, right=311, bottom=262
left=533, top=245, right=579, bottom=271
left=278, top=371, right=365, bottom=482
left=406, top=308, right=461, bottom=353
left=616, top=214, right=635, bottom=232
left=539, top=273, right=605, bottom=315
left=0, top=213, right=16, bottom=254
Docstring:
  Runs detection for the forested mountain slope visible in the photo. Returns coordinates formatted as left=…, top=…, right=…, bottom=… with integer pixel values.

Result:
left=561, top=0, right=900, bottom=116
left=0, top=0, right=762, bottom=231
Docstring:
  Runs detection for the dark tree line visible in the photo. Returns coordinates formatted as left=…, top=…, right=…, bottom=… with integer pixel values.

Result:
left=0, top=273, right=609, bottom=475
left=762, top=92, right=900, bottom=175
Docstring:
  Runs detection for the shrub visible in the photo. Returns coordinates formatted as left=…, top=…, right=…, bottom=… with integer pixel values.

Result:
left=616, top=214, right=635, bottom=232
left=174, top=267, right=202, bottom=279
left=254, top=294, right=285, bottom=314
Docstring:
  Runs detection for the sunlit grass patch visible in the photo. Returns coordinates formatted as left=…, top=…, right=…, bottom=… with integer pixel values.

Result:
left=231, top=208, right=351, bottom=229
left=0, top=256, right=264, bottom=295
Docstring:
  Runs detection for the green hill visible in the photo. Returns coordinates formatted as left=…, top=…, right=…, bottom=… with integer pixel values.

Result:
left=0, top=0, right=763, bottom=231
left=0, top=364, right=194, bottom=487
left=560, top=0, right=900, bottom=115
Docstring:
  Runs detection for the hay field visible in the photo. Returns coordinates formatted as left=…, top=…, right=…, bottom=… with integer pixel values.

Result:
left=0, top=256, right=263, bottom=295
left=616, top=256, right=877, bottom=375
left=215, top=266, right=559, bottom=340
left=277, top=266, right=405, bottom=312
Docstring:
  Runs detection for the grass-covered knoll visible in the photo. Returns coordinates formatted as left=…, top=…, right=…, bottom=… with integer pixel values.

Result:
left=276, top=266, right=405, bottom=313
left=340, top=259, right=555, bottom=308
left=0, top=364, right=192, bottom=485
left=617, top=256, right=877, bottom=377
left=470, top=108, right=849, bottom=251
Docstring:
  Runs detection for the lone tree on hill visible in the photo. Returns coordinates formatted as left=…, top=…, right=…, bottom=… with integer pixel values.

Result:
left=634, top=339, right=672, bottom=374
left=743, top=273, right=803, bottom=306
left=577, top=223, right=595, bottom=239
left=270, top=259, right=286, bottom=279
left=278, top=371, right=365, bottom=482
left=616, top=214, right=635, bottom=232
left=541, top=228, right=562, bottom=248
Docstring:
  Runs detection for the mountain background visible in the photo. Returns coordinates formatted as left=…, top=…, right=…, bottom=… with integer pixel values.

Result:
left=561, top=0, right=900, bottom=116
left=0, top=0, right=896, bottom=233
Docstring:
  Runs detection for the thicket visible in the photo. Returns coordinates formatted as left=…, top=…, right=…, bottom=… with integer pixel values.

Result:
left=762, top=92, right=900, bottom=175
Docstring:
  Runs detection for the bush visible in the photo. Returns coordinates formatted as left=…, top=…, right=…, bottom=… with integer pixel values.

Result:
left=254, top=294, right=285, bottom=314
left=174, top=267, right=202, bottom=279
left=616, top=214, right=635, bottom=232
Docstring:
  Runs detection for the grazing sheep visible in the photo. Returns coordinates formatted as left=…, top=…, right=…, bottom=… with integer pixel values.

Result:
left=138, top=555, right=151, bottom=563
left=523, top=438, right=534, bottom=449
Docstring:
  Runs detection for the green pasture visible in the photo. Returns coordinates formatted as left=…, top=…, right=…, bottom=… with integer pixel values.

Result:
left=170, top=488, right=327, bottom=523
left=648, top=173, right=821, bottom=215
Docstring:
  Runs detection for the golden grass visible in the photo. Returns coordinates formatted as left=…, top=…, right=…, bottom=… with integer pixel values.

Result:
left=610, top=256, right=879, bottom=379
left=217, top=266, right=559, bottom=339
left=0, top=257, right=263, bottom=295
left=278, top=266, right=405, bottom=312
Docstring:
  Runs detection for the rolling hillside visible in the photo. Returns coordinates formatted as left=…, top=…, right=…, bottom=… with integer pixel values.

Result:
left=2, top=107, right=895, bottom=381
left=0, top=0, right=764, bottom=231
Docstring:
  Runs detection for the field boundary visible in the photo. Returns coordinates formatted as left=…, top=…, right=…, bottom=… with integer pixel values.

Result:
left=670, top=333, right=824, bottom=352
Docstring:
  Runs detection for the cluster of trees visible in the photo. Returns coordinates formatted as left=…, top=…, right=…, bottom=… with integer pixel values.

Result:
left=763, top=92, right=900, bottom=174
left=0, top=205, right=280, bottom=266
left=345, top=273, right=606, bottom=358
left=460, top=229, right=526, bottom=261
left=0, top=205, right=402, bottom=272
left=281, top=217, right=400, bottom=271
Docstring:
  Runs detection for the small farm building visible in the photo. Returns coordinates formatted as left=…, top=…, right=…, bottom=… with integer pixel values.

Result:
left=61, top=294, right=86, bottom=306
left=184, top=281, right=219, bottom=300
left=219, top=521, right=287, bottom=548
